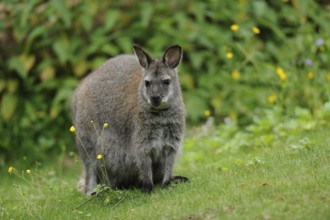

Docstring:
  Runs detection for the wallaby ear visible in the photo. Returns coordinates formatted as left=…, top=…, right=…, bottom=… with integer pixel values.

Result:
left=133, top=44, right=153, bottom=68
left=162, top=45, right=182, bottom=68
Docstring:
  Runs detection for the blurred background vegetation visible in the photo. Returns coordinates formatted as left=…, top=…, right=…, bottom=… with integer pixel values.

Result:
left=1, top=0, right=330, bottom=164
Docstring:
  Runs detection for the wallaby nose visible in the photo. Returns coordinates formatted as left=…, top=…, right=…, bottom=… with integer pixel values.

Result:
left=151, top=96, right=161, bottom=106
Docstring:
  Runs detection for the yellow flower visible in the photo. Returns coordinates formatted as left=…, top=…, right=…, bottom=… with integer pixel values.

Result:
left=97, top=154, right=103, bottom=160
left=8, top=166, right=13, bottom=174
left=268, top=94, right=277, bottom=104
left=226, top=52, right=234, bottom=59
left=90, top=120, right=94, bottom=124
left=69, top=126, right=76, bottom=133
left=307, top=72, right=314, bottom=79
left=204, top=110, right=211, bottom=117
left=276, top=67, right=287, bottom=81
left=252, top=26, right=260, bottom=34
left=26, top=169, right=31, bottom=174
left=103, top=123, right=109, bottom=129
left=230, top=24, right=239, bottom=32
left=231, top=70, right=240, bottom=80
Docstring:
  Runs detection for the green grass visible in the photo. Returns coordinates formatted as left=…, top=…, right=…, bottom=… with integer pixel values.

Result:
left=1, top=127, right=330, bottom=220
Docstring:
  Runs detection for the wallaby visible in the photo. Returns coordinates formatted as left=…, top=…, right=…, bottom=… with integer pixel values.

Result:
left=71, top=44, right=189, bottom=195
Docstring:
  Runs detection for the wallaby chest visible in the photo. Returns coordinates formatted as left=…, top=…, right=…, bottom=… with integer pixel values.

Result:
left=149, top=126, right=166, bottom=158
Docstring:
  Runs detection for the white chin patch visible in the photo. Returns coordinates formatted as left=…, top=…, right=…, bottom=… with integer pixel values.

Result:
left=151, top=102, right=170, bottom=110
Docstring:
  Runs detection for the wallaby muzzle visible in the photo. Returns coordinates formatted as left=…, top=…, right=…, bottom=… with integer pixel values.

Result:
left=151, top=96, right=161, bottom=106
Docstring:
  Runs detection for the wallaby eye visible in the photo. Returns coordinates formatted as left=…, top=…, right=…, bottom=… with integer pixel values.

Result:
left=163, top=79, right=171, bottom=85
left=145, top=80, right=151, bottom=87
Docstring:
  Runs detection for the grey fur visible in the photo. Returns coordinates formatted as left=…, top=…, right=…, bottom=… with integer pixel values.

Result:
left=71, top=45, right=188, bottom=195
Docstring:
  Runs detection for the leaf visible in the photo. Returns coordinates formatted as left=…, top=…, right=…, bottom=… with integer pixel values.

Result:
left=140, top=3, right=154, bottom=28
left=40, top=66, right=55, bottom=81
left=8, top=56, right=25, bottom=78
left=105, top=9, right=120, bottom=31
left=20, top=0, right=38, bottom=27
left=8, top=54, right=35, bottom=79
left=52, top=0, right=71, bottom=27
left=50, top=105, right=59, bottom=119
left=252, top=1, right=268, bottom=19
left=101, top=44, right=119, bottom=55
left=190, top=53, right=204, bottom=69
left=50, top=87, right=74, bottom=119
left=1, top=93, right=18, bottom=121
left=211, top=93, right=223, bottom=116
left=38, top=136, right=55, bottom=150
left=7, top=80, right=19, bottom=93
left=53, top=38, right=70, bottom=64
left=190, top=2, right=206, bottom=23
left=116, top=36, right=132, bottom=53
left=79, top=11, right=93, bottom=31
left=74, top=59, right=89, bottom=77
left=20, top=54, right=36, bottom=75
left=28, top=25, right=47, bottom=42
left=91, top=57, right=107, bottom=69
left=180, top=72, right=194, bottom=90
left=0, top=80, right=5, bottom=93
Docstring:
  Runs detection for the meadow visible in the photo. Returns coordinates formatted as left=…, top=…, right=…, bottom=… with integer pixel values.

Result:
left=1, top=113, right=330, bottom=219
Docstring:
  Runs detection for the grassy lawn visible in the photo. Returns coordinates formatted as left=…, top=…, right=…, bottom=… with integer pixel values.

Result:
left=1, top=127, right=330, bottom=220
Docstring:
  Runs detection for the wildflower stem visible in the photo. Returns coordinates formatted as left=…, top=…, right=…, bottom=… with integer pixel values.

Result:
left=75, top=131, right=94, bottom=166
left=100, top=126, right=105, bottom=151
left=73, top=193, right=98, bottom=210
left=91, top=121, right=99, bottom=136
left=112, top=193, right=127, bottom=208
left=31, top=172, right=54, bottom=188
left=14, top=185, right=36, bottom=217
left=98, top=159, right=111, bottom=187
left=11, top=172, right=31, bottom=185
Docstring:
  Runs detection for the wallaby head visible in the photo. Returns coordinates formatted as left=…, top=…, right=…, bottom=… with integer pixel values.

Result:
left=133, top=44, right=183, bottom=111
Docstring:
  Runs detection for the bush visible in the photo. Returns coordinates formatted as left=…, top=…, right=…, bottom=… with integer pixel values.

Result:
left=1, top=0, right=330, bottom=162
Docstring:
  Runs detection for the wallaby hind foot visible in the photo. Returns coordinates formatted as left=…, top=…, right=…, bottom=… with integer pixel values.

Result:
left=162, top=175, right=190, bottom=188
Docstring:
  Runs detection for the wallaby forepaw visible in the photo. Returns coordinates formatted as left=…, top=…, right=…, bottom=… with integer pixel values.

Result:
left=162, top=180, right=171, bottom=188
left=85, top=189, right=97, bottom=197
left=141, top=183, right=154, bottom=193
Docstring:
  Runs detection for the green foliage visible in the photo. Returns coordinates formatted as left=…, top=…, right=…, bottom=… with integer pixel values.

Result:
left=183, top=102, right=330, bottom=171
left=1, top=0, right=330, bottom=161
